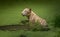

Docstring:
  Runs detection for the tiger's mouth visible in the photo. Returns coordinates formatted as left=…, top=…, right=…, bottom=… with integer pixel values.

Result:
left=21, top=13, right=25, bottom=16
left=21, top=12, right=25, bottom=16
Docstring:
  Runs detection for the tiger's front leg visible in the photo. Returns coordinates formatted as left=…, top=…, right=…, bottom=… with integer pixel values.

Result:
left=28, top=18, right=35, bottom=27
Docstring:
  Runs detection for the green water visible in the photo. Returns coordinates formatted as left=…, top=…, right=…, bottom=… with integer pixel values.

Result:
left=0, top=0, right=60, bottom=37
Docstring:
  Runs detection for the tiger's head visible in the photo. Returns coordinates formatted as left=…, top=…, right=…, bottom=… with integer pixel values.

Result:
left=21, top=8, right=31, bottom=16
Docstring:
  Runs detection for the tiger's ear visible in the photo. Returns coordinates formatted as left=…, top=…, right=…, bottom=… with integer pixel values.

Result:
left=29, top=8, right=31, bottom=11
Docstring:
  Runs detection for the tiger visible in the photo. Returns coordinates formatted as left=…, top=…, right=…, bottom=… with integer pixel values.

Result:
left=21, top=8, right=49, bottom=30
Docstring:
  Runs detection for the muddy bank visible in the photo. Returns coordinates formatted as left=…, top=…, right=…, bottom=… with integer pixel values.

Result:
left=0, top=24, right=30, bottom=31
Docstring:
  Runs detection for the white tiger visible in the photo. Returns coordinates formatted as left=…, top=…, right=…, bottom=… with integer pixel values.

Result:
left=21, top=8, right=49, bottom=29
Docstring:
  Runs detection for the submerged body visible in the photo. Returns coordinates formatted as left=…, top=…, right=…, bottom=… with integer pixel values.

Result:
left=28, top=11, right=47, bottom=27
